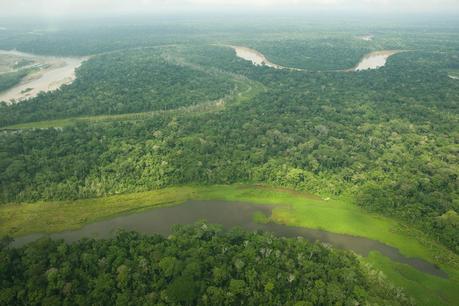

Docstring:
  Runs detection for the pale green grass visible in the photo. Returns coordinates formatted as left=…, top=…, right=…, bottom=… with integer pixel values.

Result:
left=0, top=186, right=197, bottom=237
left=197, top=185, right=450, bottom=264
left=362, top=252, right=459, bottom=306
left=4, top=118, right=78, bottom=129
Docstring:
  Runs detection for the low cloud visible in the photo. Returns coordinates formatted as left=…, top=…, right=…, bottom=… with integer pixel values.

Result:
left=1, top=0, right=458, bottom=16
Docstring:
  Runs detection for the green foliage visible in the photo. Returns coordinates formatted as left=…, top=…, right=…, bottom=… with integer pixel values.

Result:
left=253, top=211, right=270, bottom=224
left=0, top=40, right=457, bottom=253
left=0, top=20, right=457, bottom=306
left=0, top=69, right=28, bottom=92
left=247, top=38, right=371, bottom=70
left=0, top=22, right=457, bottom=306
left=0, top=223, right=411, bottom=305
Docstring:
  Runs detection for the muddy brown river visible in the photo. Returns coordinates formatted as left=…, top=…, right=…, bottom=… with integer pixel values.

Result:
left=354, top=50, right=401, bottom=71
left=11, top=200, right=447, bottom=278
left=0, top=50, right=86, bottom=104
left=231, top=45, right=282, bottom=69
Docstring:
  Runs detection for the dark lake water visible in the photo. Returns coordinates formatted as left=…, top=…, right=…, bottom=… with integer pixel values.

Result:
left=12, top=200, right=447, bottom=278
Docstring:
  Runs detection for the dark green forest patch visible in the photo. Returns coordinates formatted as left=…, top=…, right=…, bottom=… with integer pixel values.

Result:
left=0, top=223, right=412, bottom=305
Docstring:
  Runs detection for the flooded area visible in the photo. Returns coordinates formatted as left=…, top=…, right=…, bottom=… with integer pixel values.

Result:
left=12, top=200, right=447, bottom=278
left=354, top=50, right=401, bottom=71
left=0, top=50, right=86, bottom=104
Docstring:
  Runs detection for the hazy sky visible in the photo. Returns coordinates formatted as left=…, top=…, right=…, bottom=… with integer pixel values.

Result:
left=1, top=0, right=458, bottom=16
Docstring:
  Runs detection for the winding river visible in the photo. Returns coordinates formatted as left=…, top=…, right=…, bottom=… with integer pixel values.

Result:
left=230, top=45, right=401, bottom=72
left=354, top=50, right=401, bottom=71
left=230, top=45, right=302, bottom=71
left=230, top=45, right=283, bottom=69
left=12, top=200, right=447, bottom=278
left=0, top=50, right=86, bottom=104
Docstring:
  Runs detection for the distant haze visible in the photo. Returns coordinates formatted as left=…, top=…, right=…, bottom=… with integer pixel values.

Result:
left=1, top=0, right=458, bottom=17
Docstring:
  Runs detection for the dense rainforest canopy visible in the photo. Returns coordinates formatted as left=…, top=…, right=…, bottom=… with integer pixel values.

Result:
left=0, top=69, right=30, bottom=92
left=0, top=17, right=458, bottom=305
left=0, top=223, right=412, bottom=305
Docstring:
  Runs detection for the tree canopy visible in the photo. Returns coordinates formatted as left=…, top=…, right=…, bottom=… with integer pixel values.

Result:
left=0, top=223, right=412, bottom=305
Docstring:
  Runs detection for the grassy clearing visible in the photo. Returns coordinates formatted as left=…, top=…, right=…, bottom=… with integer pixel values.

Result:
left=198, top=185, right=445, bottom=261
left=1, top=184, right=458, bottom=305
left=0, top=186, right=198, bottom=236
left=3, top=118, right=78, bottom=129
left=362, top=252, right=458, bottom=306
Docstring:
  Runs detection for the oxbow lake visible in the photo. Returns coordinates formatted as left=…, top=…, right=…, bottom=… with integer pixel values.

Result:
left=12, top=200, right=447, bottom=278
